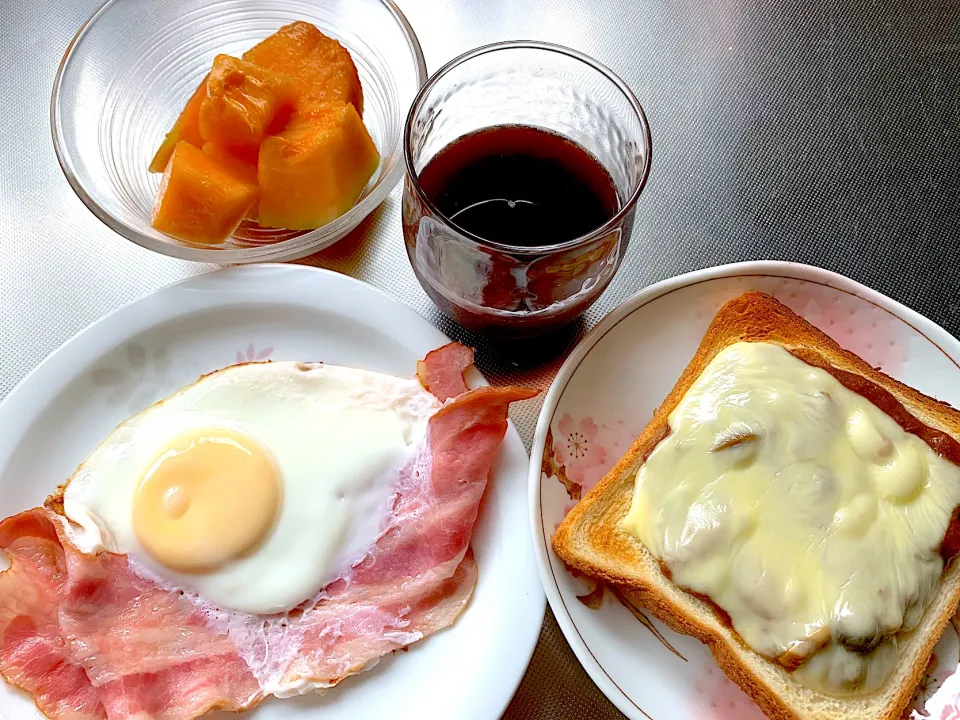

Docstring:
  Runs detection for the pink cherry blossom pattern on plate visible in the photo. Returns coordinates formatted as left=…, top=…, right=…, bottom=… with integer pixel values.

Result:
left=910, top=617, right=960, bottom=718
left=911, top=651, right=957, bottom=716
left=555, top=413, right=608, bottom=490
left=693, top=665, right=767, bottom=720
left=547, top=414, right=646, bottom=503
left=941, top=699, right=960, bottom=720
left=236, top=343, right=273, bottom=364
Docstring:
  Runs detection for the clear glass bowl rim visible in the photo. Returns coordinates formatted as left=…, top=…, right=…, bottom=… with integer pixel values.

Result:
left=50, top=0, right=428, bottom=263
left=402, top=39, right=653, bottom=257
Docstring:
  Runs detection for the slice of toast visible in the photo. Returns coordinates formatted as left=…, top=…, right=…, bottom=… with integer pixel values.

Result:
left=552, top=291, right=960, bottom=720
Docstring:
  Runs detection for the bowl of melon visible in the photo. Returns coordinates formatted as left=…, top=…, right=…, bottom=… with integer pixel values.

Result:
left=52, top=0, right=427, bottom=262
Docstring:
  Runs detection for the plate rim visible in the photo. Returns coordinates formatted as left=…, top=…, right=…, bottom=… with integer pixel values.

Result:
left=528, top=259, right=960, bottom=720
left=1, top=264, right=446, bottom=409
left=0, top=263, right=544, bottom=720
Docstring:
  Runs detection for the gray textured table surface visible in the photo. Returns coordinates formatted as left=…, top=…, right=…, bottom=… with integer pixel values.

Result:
left=2, top=1, right=959, bottom=718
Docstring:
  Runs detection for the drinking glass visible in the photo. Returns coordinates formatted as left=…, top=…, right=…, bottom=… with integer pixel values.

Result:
left=402, top=41, right=652, bottom=336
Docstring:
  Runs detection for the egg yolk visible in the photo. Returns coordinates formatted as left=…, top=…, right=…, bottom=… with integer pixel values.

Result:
left=132, top=427, right=281, bottom=573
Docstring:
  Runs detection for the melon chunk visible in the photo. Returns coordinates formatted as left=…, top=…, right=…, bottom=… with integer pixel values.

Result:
left=199, top=55, right=297, bottom=151
left=257, top=103, right=379, bottom=230
left=243, top=22, right=363, bottom=115
left=152, top=142, right=258, bottom=244
left=201, top=142, right=258, bottom=181
left=149, top=77, right=208, bottom=173
left=202, top=142, right=260, bottom=220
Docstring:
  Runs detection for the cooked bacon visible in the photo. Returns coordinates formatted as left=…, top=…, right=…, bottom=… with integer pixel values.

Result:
left=0, top=346, right=536, bottom=718
left=0, top=511, right=105, bottom=719
left=416, top=343, right=474, bottom=401
left=0, top=509, right=261, bottom=719
left=345, top=385, right=539, bottom=589
left=283, top=384, right=538, bottom=688
left=283, top=551, right=478, bottom=687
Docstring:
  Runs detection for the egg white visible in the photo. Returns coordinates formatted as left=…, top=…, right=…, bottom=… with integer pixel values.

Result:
left=62, top=361, right=440, bottom=615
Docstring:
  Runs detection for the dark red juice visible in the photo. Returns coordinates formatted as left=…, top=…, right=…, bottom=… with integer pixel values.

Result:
left=416, top=125, right=619, bottom=247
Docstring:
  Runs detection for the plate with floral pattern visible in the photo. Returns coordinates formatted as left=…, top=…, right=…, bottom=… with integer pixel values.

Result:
left=0, top=264, right=543, bottom=720
left=529, top=261, right=960, bottom=720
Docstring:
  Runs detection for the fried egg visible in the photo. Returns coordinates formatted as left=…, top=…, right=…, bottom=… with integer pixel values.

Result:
left=63, top=361, right=440, bottom=614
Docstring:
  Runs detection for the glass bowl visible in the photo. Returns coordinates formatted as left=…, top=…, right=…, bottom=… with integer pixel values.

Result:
left=52, top=0, right=427, bottom=263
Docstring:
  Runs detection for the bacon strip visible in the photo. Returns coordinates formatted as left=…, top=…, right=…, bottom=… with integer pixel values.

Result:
left=0, top=345, right=536, bottom=718
left=0, top=512, right=105, bottom=719
left=284, top=552, right=479, bottom=687
left=285, top=383, right=537, bottom=688
left=416, top=343, right=474, bottom=401
left=0, top=510, right=262, bottom=719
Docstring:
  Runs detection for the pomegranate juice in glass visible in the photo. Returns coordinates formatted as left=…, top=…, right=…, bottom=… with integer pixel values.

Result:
left=402, top=41, right=651, bottom=337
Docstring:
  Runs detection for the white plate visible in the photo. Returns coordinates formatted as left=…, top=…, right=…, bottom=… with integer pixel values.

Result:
left=0, top=264, right=544, bottom=720
left=529, top=261, right=960, bottom=720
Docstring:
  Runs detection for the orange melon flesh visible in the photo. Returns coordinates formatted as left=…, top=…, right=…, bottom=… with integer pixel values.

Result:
left=152, top=142, right=258, bottom=244
left=202, top=142, right=259, bottom=220
left=257, top=102, right=379, bottom=230
left=201, top=143, right=257, bottom=185
left=149, top=77, right=208, bottom=173
left=201, top=142, right=258, bottom=179
left=199, top=55, right=297, bottom=151
left=243, top=22, right=363, bottom=115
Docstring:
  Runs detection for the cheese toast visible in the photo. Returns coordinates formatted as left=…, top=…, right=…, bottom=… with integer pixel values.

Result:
left=552, top=291, right=960, bottom=720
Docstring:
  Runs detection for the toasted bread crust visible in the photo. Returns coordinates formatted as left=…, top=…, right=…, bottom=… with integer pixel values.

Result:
left=552, top=291, right=960, bottom=720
